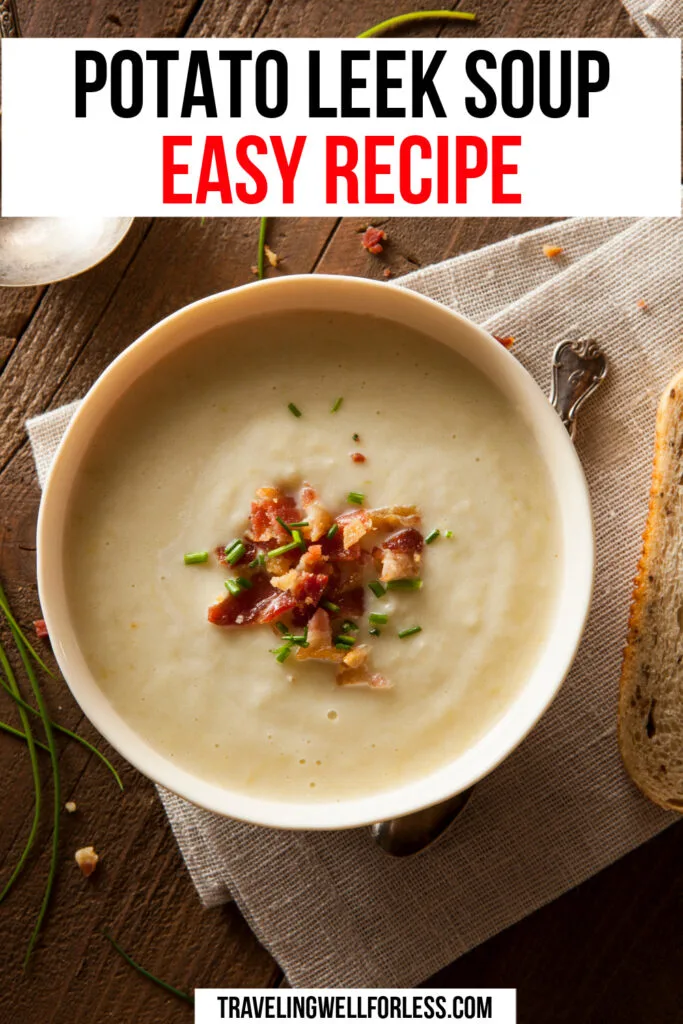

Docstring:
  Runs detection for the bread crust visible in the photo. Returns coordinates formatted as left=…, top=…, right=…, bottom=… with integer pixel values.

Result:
left=618, top=369, right=683, bottom=812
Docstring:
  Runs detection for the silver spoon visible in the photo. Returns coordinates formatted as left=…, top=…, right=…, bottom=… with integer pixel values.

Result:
left=371, top=337, right=608, bottom=856
left=0, top=1, right=133, bottom=287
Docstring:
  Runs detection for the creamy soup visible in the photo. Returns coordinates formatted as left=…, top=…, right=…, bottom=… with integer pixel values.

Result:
left=64, top=310, right=561, bottom=803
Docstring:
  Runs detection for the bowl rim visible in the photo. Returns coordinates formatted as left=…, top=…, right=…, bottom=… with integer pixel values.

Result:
left=37, top=274, right=594, bottom=830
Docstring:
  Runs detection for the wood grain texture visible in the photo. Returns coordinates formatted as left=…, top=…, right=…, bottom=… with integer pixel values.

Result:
left=0, top=1, right=665, bottom=1022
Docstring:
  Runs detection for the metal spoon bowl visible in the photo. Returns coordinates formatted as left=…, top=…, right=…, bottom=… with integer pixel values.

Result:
left=0, top=216, right=134, bottom=287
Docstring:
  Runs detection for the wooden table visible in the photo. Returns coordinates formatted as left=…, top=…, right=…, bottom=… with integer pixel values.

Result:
left=3, top=2, right=681, bottom=1022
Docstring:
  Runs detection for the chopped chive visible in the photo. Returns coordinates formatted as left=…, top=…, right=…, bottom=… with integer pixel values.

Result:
left=341, top=620, right=359, bottom=632
left=398, top=625, right=422, bottom=639
left=276, top=621, right=289, bottom=634
left=226, top=541, right=246, bottom=565
left=224, top=539, right=241, bottom=555
left=347, top=491, right=365, bottom=506
left=327, top=523, right=339, bottom=540
left=289, top=634, right=309, bottom=647
left=267, top=540, right=300, bottom=559
left=183, top=551, right=208, bottom=565
left=335, top=634, right=356, bottom=646
left=276, top=516, right=293, bottom=535
left=103, top=930, right=194, bottom=1007
left=425, top=529, right=440, bottom=545
left=331, top=396, right=344, bottom=413
left=288, top=402, right=302, bottom=418
left=369, top=627, right=381, bottom=637
left=321, top=600, right=340, bottom=613
left=248, top=553, right=266, bottom=569
left=387, top=578, right=423, bottom=591
left=292, top=529, right=306, bottom=551
left=225, top=579, right=242, bottom=597
left=445, top=530, right=453, bottom=539
left=369, top=613, right=388, bottom=625
left=368, top=580, right=386, bottom=598
left=275, top=645, right=292, bottom=663
left=234, top=576, right=252, bottom=590
left=352, top=432, right=360, bottom=442
left=288, top=520, right=309, bottom=529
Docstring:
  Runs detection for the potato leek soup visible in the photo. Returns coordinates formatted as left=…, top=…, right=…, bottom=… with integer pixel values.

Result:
left=63, top=310, right=561, bottom=804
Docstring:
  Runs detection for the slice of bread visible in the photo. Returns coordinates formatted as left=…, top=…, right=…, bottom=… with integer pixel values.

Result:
left=619, top=370, right=683, bottom=812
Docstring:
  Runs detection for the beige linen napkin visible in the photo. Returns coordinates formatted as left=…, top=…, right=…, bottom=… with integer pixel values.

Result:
left=621, top=0, right=682, bottom=36
left=27, top=209, right=683, bottom=987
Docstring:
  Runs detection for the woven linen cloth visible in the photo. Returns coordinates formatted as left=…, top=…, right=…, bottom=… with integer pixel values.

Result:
left=27, top=210, right=683, bottom=987
left=621, top=0, right=682, bottom=36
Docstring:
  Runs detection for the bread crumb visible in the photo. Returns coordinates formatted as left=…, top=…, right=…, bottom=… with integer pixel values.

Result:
left=75, top=846, right=99, bottom=877
left=250, top=265, right=258, bottom=275
left=383, top=267, right=393, bottom=278
left=636, top=298, right=649, bottom=310
left=493, top=335, right=515, bottom=350
left=65, top=801, right=77, bottom=813
left=543, top=245, right=564, bottom=258
left=264, top=244, right=280, bottom=268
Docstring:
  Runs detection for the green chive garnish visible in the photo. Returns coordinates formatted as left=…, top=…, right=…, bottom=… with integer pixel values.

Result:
left=322, top=600, right=340, bottom=613
left=275, top=645, right=292, bottom=663
left=103, top=930, right=194, bottom=1007
left=425, top=529, right=440, bottom=545
left=292, top=529, right=306, bottom=551
left=331, top=397, right=344, bottom=413
left=368, top=580, right=386, bottom=598
left=445, top=530, right=454, bottom=538
left=267, top=540, right=301, bottom=559
left=387, top=578, right=423, bottom=591
left=235, top=576, right=252, bottom=590
left=289, top=520, right=309, bottom=529
left=276, top=516, right=293, bottom=535
left=327, top=523, right=339, bottom=540
left=276, top=621, right=289, bottom=634
left=225, top=579, right=242, bottom=596
left=341, top=620, right=359, bottom=632
left=335, top=634, right=356, bottom=645
left=288, top=402, right=302, bottom=418
left=352, top=432, right=360, bottom=442
left=183, top=551, right=208, bottom=565
left=369, top=613, right=388, bottom=625
left=248, top=553, right=266, bottom=569
left=226, top=541, right=246, bottom=565
left=369, top=627, right=381, bottom=637
left=398, top=625, right=422, bottom=639
left=348, top=491, right=364, bottom=506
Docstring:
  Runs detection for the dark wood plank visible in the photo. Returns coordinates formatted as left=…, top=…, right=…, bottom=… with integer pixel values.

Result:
left=0, top=0, right=652, bottom=1020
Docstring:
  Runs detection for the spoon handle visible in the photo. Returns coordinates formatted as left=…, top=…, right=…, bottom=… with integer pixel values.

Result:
left=369, top=337, right=608, bottom=856
left=0, top=0, right=21, bottom=37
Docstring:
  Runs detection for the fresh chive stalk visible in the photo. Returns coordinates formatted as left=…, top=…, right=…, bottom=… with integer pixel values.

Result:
left=0, top=719, right=49, bottom=753
left=425, top=529, right=440, bottom=545
left=248, top=554, right=266, bottom=570
left=335, top=635, right=356, bottom=647
left=321, top=600, right=340, bottom=613
left=0, top=676, right=123, bottom=791
left=267, top=540, right=300, bottom=559
left=341, top=620, right=359, bottom=632
left=225, top=579, right=242, bottom=597
left=234, top=577, right=252, bottom=590
left=347, top=491, right=365, bottom=506
left=292, top=529, right=306, bottom=551
left=276, top=516, right=293, bottom=536
left=257, top=216, right=267, bottom=280
left=369, top=613, right=388, bottom=625
left=226, top=541, right=246, bottom=565
left=398, top=625, right=422, bottom=639
left=358, top=10, right=476, bottom=38
left=275, top=645, right=292, bottom=663
left=387, top=578, right=423, bottom=591
left=327, top=523, right=339, bottom=540
left=444, top=530, right=454, bottom=538
left=288, top=521, right=309, bottom=529
left=331, top=397, right=344, bottom=413
left=103, top=930, right=194, bottom=1006
left=288, top=402, right=302, bottom=418
left=368, top=580, right=386, bottom=598
left=368, top=627, right=381, bottom=637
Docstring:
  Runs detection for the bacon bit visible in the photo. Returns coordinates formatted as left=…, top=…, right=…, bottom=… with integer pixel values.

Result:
left=543, top=245, right=563, bottom=259
left=493, top=335, right=515, bottom=350
left=350, top=452, right=366, bottom=463
left=300, top=483, right=333, bottom=541
left=298, top=544, right=326, bottom=574
left=264, top=244, right=280, bottom=268
left=383, top=267, right=393, bottom=279
left=636, top=298, right=649, bottom=311
left=333, top=586, right=365, bottom=618
left=75, top=846, right=99, bottom=877
left=249, top=486, right=301, bottom=543
left=342, top=644, right=369, bottom=670
left=361, top=226, right=387, bottom=255
left=208, top=575, right=296, bottom=626
left=271, top=569, right=329, bottom=608
left=384, top=528, right=424, bottom=554
left=295, top=609, right=345, bottom=664
left=34, top=619, right=49, bottom=640
left=378, top=527, right=423, bottom=581
left=337, top=664, right=392, bottom=689
left=338, top=505, right=421, bottom=549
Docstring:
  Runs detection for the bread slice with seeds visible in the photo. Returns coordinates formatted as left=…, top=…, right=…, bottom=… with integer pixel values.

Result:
left=618, top=369, right=683, bottom=812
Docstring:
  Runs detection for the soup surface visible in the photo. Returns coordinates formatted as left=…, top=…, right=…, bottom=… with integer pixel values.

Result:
left=64, top=309, right=561, bottom=803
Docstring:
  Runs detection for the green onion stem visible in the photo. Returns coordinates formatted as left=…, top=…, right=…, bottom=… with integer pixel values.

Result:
left=425, top=529, right=440, bottom=545
left=257, top=217, right=267, bottom=280
left=387, top=578, right=423, bottom=591
left=225, top=579, right=242, bottom=597
left=288, top=521, right=309, bottom=529
left=0, top=588, right=53, bottom=678
left=0, top=586, right=61, bottom=968
left=321, top=600, right=340, bottom=613
left=0, top=675, right=123, bottom=791
left=0, top=718, right=49, bottom=753
left=358, top=10, right=476, bottom=38
left=183, top=551, right=208, bottom=565
left=226, top=541, right=246, bottom=566
left=327, top=523, right=339, bottom=540
left=288, top=402, right=302, bottom=418
left=369, top=613, right=388, bottom=625
left=0, top=639, right=42, bottom=906
left=103, top=930, right=195, bottom=1007
left=267, top=540, right=301, bottom=559
left=276, top=516, right=293, bottom=536
left=368, top=580, right=386, bottom=598
left=398, top=625, right=422, bottom=639
left=347, top=491, right=365, bottom=506
left=331, top=397, right=344, bottom=413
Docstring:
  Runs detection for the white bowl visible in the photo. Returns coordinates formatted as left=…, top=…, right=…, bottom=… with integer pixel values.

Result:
left=37, top=275, right=593, bottom=830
